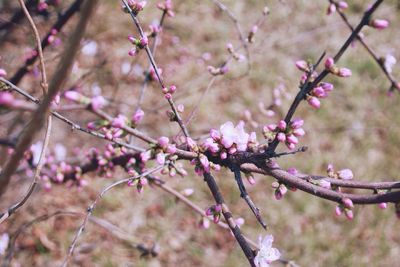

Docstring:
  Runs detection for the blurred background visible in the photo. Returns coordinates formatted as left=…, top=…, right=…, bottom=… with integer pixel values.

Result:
left=0, top=0, right=399, bottom=266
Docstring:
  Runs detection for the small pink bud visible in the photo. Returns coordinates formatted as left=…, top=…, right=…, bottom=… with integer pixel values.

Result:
left=251, top=25, right=258, bottom=34
left=326, top=3, right=336, bottom=15
left=345, top=209, right=354, bottom=220
left=166, top=144, right=177, bottom=154
left=139, top=36, right=148, bottom=46
left=274, top=189, right=283, bottom=200
left=0, top=68, right=7, bottom=77
left=164, top=93, right=172, bottom=100
left=290, top=118, right=304, bottom=129
left=128, top=48, right=137, bottom=57
left=169, top=85, right=177, bottom=93
left=320, top=82, right=334, bottom=92
left=335, top=205, right=342, bottom=216
left=286, top=134, right=298, bottom=145
left=295, top=60, right=308, bottom=71
left=343, top=198, right=354, bottom=209
left=158, top=136, right=170, bottom=148
left=325, top=57, right=335, bottom=69
left=319, top=179, right=331, bottom=189
left=277, top=132, right=286, bottom=142
left=293, top=128, right=305, bottom=137
left=379, top=202, right=387, bottom=209
left=277, top=120, right=287, bottom=131
left=338, top=68, right=352, bottom=77
left=313, top=86, right=328, bottom=98
left=64, top=91, right=82, bottom=102
left=286, top=142, right=296, bottom=150
left=307, top=96, right=321, bottom=109
left=369, top=19, right=389, bottom=30
left=266, top=124, right=277, bottom=131
left=337, top=169, right=353, bottom=180
left=338, top=1, right=348, bottom=10
left=287, top=167, right=298, bottom=175
left=0, top=92, right=15, bottom=106
left=111, top=115, right=126, bottom=128
left=91, top=95, right=106, bottom=111
left=133, top=108, right=145, bottom=124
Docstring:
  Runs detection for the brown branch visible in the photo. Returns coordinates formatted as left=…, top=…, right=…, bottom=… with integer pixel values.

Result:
left=203, top=172, right=256, bottom=267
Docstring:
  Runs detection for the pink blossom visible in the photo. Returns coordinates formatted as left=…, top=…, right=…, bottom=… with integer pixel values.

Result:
left=133, top=108, right=145, bottom=124
left=64, top=91, right=83, bottom=102
left=128, top=48, right=137, bottom=57
left=219, top=121, right=250, bottom=151
left=338, top=1, right=348, bottom=10
left=166, top=144, right=177, bottom=154
left=369, top=19, right=389, bottom=30
left=337, top=169, right=353, bottom=180
left=139, top=36, right=148, bottom=46
left=210, top=129, right=221, bottom=140
left=169, top=85, right=177, bottom=93
left=254, top=235, right=280, bottom=267
left=203, top=138, right=220, bottom=153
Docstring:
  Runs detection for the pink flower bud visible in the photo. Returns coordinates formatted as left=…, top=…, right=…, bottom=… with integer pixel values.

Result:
left=338, top=68, right=352, bottom=77
left=307, top=96, right=321, bottom=109
left=64, top=91, right=82, bottom=102
left=319, top=179, right=331, bottom=189
left=169, top=85, right=177, bottom=94
left=274, top=189, right=283, bottom=200
left=326, top=3, right=336, bottom=15
left=220, top=151, right=227, bottom=160
left=286, top=142, right=296, bottom=150
left=277, top=120, right=287, bottom=131
left=320, top=82, right=334, bottom=92
left=166, top=144, right=177, bottom=154
left=210, top=129, right=221, bottom=140
left=325, top=57, right=335, bottom=69
left=343, top=198, right=354, bottom=209
left=158, top=136, right=170, bottom=148
left=337, top=169, right=353, bottom=180
left=338, top=1, right=348, bottom=10
left=369, top=19, right=389, bottom=30
left=290, top=118, right=304, bottom=129
left=156, top=152, right=166, bottom=165
left=0, top=68, right=7, bottom=77
left=133, top=108, right=145, bottom=124
left=313, top=86, right=328, bottom=98
left=335, top=205, right=342, bottom=216
left=295, top=60, right=308, bottom=71
left=379, top=202, right=387, bottom=209
left=266, top=124, right=277, bottom=131
left=139, top=36, right=148, bottom=46
left=286, top=134, right=298, bottom=145
left=277, top=132, right=286, bottom=142
left=111, top=115, right=126, bottom=128
left=287, top=167, right=298, bottom=175
left=164, top=93, right=172, bottom=100
left=91, top=95, right=106, bottom=111
left=293, top=128, right=305, bottom=137
left=0, top=92, right=15, bottom=106
left=251, top=25, right=258, bottom=34
left=345, top=209, right=354, bottom=220
left=128, top=48, right=137, bottom=57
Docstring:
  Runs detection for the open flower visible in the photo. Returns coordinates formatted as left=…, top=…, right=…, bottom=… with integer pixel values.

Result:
left=254, top=235, right=281, bottom=267
left=219, top=121, right=249, bottom=152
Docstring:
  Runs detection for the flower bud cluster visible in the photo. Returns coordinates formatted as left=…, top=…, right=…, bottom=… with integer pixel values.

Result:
left=205, top=204, right=222, bottom=223
left=306, top=82, right=334, bottom=109
left=157, top=0, right=175, bottom=17
left=128, top=35, right=149, bottom=57
left=335, top=198, right=354, bottom=220
left=207, top=65, right=229, bottom=76
left=123, top=0, right=147, bottom=14
left=326, top=1, right=348, bottom=15
left=326, top=164, right=354, bottom=180
left=324, top=57, right=352, bottom=78
left=162, top=85, right=177, bottom=100
left=263, top=118, right=305, bottom=150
